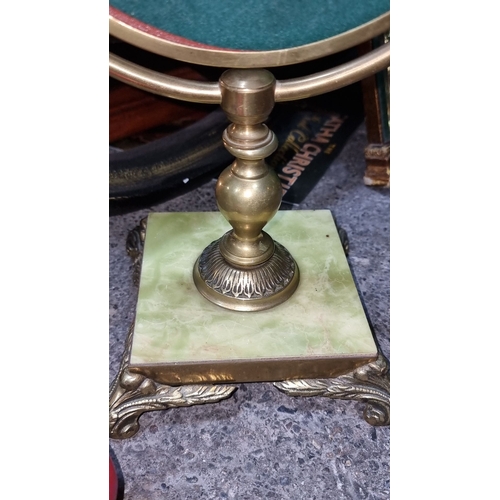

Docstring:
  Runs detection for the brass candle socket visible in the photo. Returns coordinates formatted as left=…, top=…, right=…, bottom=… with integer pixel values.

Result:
left=193, top=69, right=299, bottom=311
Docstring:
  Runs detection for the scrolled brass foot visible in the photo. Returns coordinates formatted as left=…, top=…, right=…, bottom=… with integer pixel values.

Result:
left=126, top=217, right=147, bottom=285
left=274, top=353, right=390, bottom=426
left=109, top=325, right=236, bottom=439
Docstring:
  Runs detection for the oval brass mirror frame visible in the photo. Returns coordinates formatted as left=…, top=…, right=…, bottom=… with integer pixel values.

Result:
left=109, top=7, right=389, bottom=69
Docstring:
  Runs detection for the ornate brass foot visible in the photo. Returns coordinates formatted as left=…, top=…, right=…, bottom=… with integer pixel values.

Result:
left=109, top=326, right=236, bottom=439
left=126, top=216, right=147, bottom=285
left=274, top=353, right=390, bottom=426
left=193, top=69, right=299, bottom=312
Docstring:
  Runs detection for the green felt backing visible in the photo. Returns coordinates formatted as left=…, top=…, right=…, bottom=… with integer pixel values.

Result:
left=110, top=0, right=389, bottom=51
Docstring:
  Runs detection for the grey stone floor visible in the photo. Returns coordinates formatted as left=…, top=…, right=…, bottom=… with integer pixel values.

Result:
left=109, top=121, right=390, bottom=499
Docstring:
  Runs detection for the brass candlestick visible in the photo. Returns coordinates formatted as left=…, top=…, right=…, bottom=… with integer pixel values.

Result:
left=193, top=69, right=299, bottom=311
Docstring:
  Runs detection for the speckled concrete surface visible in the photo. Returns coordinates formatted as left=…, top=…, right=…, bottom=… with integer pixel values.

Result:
left=109, top=121, right=390, bottom=499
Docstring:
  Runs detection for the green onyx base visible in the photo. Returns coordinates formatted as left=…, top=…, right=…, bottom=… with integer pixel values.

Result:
left=129, top=210, right=378, bottom=384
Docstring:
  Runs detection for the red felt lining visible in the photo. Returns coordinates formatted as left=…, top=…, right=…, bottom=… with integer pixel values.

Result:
left=110, top=7, right=246, bottom=52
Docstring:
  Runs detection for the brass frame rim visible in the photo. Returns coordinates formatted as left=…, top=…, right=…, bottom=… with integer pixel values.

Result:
left=128, top=354, right=377, bottom=385
left=109, top=8, right=389, bottom=69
